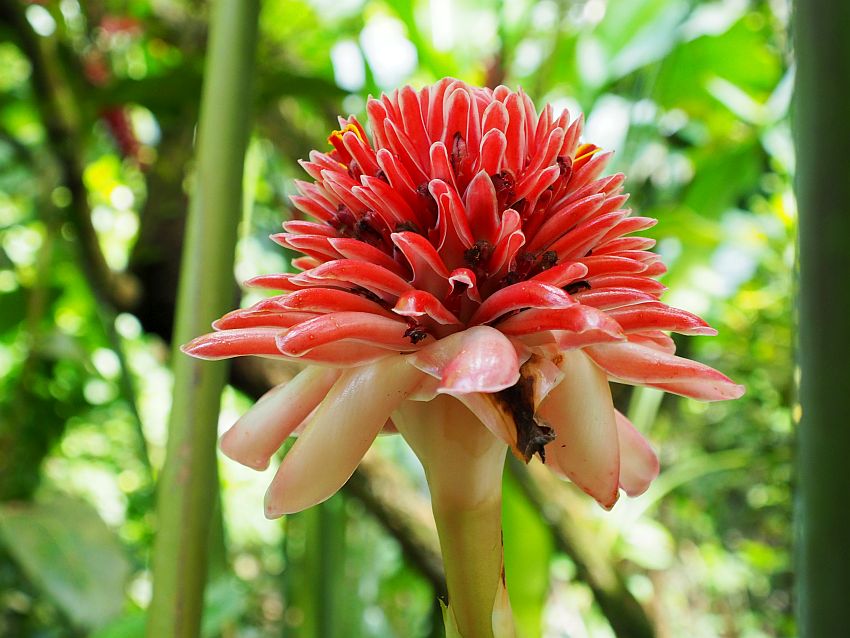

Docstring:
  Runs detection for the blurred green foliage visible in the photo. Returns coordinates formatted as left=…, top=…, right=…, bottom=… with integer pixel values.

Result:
left=0, top=0, right=792, bottom=636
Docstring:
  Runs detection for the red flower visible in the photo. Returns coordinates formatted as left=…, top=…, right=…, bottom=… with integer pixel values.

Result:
left=184, top=79, right=743, bottom=516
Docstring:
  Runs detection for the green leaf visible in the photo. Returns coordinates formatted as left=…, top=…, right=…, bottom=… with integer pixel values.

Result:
left=654, top=16, right=782, bottom=121
left=594, top=0, right=690, bottom=81
left=0, top=496, right=131, bottom=630
left=90, top=612, right=146, bottom=638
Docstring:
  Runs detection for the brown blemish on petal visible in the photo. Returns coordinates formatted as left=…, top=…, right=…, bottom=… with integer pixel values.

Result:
left=564, top=280, right=591, bottom=294
left=496, top=357, right=556, bottom=462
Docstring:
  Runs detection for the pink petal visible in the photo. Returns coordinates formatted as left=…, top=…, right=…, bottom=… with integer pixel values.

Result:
left=627, top=330, right=677, bottom=354
left=182, top=327, right=284, bottom=360
left=464, top=170, right=500, bottom=243
left=447, top=267, right=482, bottom=302
left=606, top=302, right=718, bottom=336
left=530, top=261, right=590, bottom=287
left=581, top=256, right=649, bottom=277
left=291, top=259, right=413, bottom=301
left=525, top=193, right=606, bottom=253
left=328, top=237, right=407, bottom=277
left=470, top=281, right=575, bottom=326
left=614, top=410, right=659, bottom=497
left=573, top=288, right=658, bottom=310
left=586, top=274, right=666, bottom=295
left=212, top=309, right=320, bottom=330
left=391, top=231, right=451, bottom=296
left=497, top=304, right=625, bottom=342
left=220, top=367, right=341, bottom=470
left=585, top=342, right=745, bottom=401
left=393, top=290, right=462, bottom=325
left=277, top=342, right=400, bottom=367
left=407, top=326, right=521, bottom=394
left=276, top=312, right=424, bottom=356
left=550, top=210, right=629, bottom=261
left=265, top=357, right=424, bottom=516
left=538, top=349, right=620, bottom=509
left=278, top=288, right=394, bottom=317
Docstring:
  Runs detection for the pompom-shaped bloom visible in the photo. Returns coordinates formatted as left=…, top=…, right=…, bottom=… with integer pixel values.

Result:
left=184, top=79, right=743, bottom=516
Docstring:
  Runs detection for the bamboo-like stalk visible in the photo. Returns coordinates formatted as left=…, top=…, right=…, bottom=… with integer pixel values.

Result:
left=794, top=1, right=850, bottom=636
left=146, top=1, right=259, bottom=636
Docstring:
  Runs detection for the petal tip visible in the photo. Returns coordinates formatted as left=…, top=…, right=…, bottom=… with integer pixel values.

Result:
left=180, top=336, right=223, bottom=360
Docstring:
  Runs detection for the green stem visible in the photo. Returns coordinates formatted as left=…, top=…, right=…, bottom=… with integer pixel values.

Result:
left=395, top=396, right=513, bottom=638
left=794, top=0, right=850, bottom=636
left=146, top=1, right=259, bottom=637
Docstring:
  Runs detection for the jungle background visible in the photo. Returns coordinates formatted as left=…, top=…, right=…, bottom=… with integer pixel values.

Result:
left=0, top=0, right=794, bottom=636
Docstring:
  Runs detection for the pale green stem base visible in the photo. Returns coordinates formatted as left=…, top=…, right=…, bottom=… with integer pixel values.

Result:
left=395, top=395, right=514, bottom=638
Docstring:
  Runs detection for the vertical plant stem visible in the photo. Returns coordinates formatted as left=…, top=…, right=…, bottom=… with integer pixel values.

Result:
left=794, top=1, right=850, bottom=636
left=146, top=1, right=259, bottom=637
left=395, top=396, right=512, bottom=638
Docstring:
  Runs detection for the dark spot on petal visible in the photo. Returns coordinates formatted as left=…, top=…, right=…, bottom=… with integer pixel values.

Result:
left=395, top=221, right=421, bottom=234
left=451, top=132, right=468, bottom=177
left=490, top=171, right=516, bottom=210
left=539, top=250, right=558, bottom=271
left=415, top=183, right=438, bottom=222
left=565, top=280, right=591, bottom=294
left=557, top=156, right=572, bottom=179
left=403, top=325, right=428, bottom=344
left=496, top=370, right=555, bottom=463
left=352, top=286, right=390, bottom=308
left=463, top=239, right=493, bottom=270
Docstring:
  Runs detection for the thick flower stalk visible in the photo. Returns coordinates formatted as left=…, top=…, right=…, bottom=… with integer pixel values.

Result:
left=184, top=78, right=743, bottom=637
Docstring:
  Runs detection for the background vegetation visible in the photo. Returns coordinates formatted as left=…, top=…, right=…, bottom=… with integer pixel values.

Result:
left=0, top=0, right=793, bottom=636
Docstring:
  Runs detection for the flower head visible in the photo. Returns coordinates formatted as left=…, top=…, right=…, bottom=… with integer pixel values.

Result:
left=184, top=78, right=743, bottom=516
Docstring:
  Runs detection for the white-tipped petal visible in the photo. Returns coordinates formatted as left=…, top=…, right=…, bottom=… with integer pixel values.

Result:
left=264, top=356, right=423, bottom=517
left=220, top=367, right=340, bottom=470
left=538, top=349, right=620, bottom=509
left=615, top=410, right=659, bottom=497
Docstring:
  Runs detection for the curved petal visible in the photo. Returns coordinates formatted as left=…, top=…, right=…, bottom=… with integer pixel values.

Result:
left=328, top=237, right=407, bottom=276
left=614, top=410, right=659, bottom=497
left=220, top=367, right=341, bottom=470
left=606, top=302, right=717, bottom=336
left=212, top=309, right=319, bottom=330
left=585, top=342, right=745, bottom=401
left=537, top=349, right=620, bottom=509
left=181, top=327, right=284, bottom=360
left=497, top=304, right=625, bottom=342
left=572, top=288, right=658, bottom=311
left=276, top=312, right=425, bottom=356
left=278, top=342, right=399, bottom=367
left=464, top=170, right=500, bottom=243
left=469, top=281, right=574, bottom=326
left=291, top=259, right=413, bottom=300
left=627, top=330, right=677, bottom=354
left=525, top=193, right=606, bottom=253
left=448, top=267, right=482, bottom=302
left=530, top=261, right=589, bottom=287
left=265, top=357, right=424, bottom=516
left=580, top=255, right=649, bottom=277
left=278, top=288, right=394, bottom=317
left=393, top=289, right=462, bottom=325
left=391, top=231, right=451, bottom=296
left=407, top=326, right=521, bottom=394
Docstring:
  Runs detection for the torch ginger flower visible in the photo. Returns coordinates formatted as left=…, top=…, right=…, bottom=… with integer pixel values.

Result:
left=184, top=78, right=743, bottom=637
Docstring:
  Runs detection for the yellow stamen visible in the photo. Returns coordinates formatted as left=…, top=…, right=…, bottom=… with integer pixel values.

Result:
left=327, top=122, right=364, bottom=148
